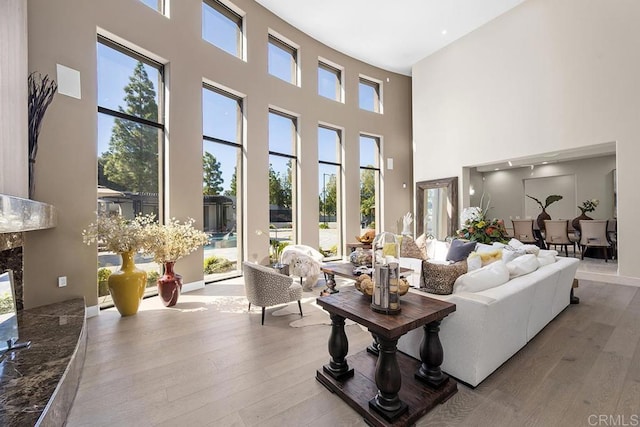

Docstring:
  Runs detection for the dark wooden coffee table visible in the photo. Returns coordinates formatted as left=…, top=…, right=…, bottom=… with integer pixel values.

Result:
left=316, top=288, right=457, bottom=426
left=320, top=261, right=411, bottom=294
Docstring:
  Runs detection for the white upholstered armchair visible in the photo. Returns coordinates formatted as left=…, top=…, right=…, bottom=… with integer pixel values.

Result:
left=280, top=245, right=324, bottom=291
left=242, top=261, right=303, bottom=325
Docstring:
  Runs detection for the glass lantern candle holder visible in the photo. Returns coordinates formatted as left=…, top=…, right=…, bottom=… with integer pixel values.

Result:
left=371, top=232, right=401, bottom=314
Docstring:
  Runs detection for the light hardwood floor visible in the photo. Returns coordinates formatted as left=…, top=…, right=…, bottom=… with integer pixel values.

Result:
left=67, top=278, right=640, bottom=427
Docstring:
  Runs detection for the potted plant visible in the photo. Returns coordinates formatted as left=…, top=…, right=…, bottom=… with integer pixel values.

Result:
left=142, top=218, right=208, bottom=307
left=526, top=194, right=563, bottom=231
left=83, top=213, right=154, bottom=316
left=572, top=199, right=600, bottom=231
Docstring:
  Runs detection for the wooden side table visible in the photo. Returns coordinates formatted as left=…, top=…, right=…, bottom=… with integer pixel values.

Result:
left=316, top=288, right=457, bottom=426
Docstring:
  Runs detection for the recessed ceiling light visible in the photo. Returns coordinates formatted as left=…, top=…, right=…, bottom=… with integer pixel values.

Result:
left=542, top=161, right=548, bottom=165
left=494, top=168, right=499, bottom=171
left=441, top=29, right=447, bottom=35
left=508, top=161, right=513, bottom=167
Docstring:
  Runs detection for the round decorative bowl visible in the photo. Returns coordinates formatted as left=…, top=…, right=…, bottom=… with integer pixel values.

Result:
left=350, top=248, right=372, bottom=267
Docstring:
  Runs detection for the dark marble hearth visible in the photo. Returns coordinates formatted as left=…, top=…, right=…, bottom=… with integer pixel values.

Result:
left=0, top=298, right=86, bottom=426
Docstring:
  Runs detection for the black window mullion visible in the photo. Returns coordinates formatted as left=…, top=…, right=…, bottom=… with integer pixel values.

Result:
left=203, top=134, right=241, bottom=148
left=98, top=106, right=164, bottom=129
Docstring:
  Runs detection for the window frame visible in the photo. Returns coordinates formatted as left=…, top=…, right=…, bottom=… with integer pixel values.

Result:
left=268, top=33, right=299, bottom=86
left=318, top=124, right=343, bottom=259
left=359, top=75, right=382, bottom=114
left=202, top=0, right=245, bottom=60
left=268, top=108, right=299, bottom=246
left=318, top=59, right=343, bottom=102
left=359, top=133, right=381, bottom=233
left=202, top=83, right=244, bottom=283
left=96, top=35, right=166, bottom=307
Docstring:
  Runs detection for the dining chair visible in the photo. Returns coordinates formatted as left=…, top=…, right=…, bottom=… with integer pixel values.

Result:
left=511, top=219, right=540, bottom=245
left=579, top=220, right=612, bottom=262
left=242, top=261, right=303, bottom=325
left=544, top=220, right=574, bottom=257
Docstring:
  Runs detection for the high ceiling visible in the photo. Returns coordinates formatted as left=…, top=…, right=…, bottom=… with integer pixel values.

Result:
left=255, top=0, right=527, bottom=76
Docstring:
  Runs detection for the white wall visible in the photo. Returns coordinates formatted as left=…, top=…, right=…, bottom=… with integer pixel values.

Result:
left=0, top=0, right=28, bottom=197
left=412, top=0, right=639, bottom=277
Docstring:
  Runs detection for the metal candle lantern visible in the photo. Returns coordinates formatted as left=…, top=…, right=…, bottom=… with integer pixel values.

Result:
left=371, top=232, right=401, bottom=314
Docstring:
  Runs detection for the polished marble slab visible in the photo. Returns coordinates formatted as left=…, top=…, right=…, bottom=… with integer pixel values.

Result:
left=0, top=298, right=86, bottom=426
left=0, top=194, right=57, bottom=233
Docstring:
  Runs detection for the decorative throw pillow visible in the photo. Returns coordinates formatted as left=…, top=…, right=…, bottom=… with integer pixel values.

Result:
left=421, top=260, right=468, bottom=295
left=506, top=254, right=539, bottom=278
left=501, top=246, right=525, bottom=263
left=467, top=252, right=483, bottom=271
left=467, top=249, right=503, bottom=271
left=414, top=233, right=429, bottom=259
left=446, top=239, right=477, bottom=262
left=399, top=235, right=425, bottom=260
left=453, top=260, right=510, bottom=293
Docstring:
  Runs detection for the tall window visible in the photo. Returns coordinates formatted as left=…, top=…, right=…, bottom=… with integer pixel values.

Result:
left=140, top=0, right=163, bottom=13
left=202, top=0, right=243, bottom=59
left=359, top=76, right=381, bottom=113
left=268, top=34, right=298, bottom=85
left=268, top=110, right=297, bottom=260
left=318, top=61, right=342, bottom=102
left=318, top=126, right=342, bottom=258
left=359, top=134, right=380, bottom=232
left=202, top=85, right=243, bottom=282
left=96, top=37, right=164, bottom=305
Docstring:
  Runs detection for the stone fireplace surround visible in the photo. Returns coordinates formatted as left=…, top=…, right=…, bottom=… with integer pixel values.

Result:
left=0, top=194, right=56, bottom=309
left=0, top=194, right=87, bottom=426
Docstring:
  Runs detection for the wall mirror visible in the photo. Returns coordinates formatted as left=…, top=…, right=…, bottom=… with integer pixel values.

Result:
left=416, top=177, right=458, bottom=240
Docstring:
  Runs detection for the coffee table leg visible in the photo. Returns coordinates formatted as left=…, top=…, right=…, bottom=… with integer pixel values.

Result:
left=322, top=313, right=354, bottom=381
left=368, top=336, right=408, bottom=421
left=366, top=333, right=380, bottom=356
left=321, top=272, right=339, bottom=295
left=415, top=320, right=448, bottom=388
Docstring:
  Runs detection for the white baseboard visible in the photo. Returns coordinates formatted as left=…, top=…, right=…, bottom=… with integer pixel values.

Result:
left=576, top=271, right=640, bottom=287
left=85, top=304, right=100, bottom=318
left=85, top=280, right=205, bottom=318
left=182, top=280, right=205, bottom=293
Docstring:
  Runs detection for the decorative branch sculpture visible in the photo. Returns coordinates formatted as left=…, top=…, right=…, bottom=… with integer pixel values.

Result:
left=28, top=72, right=57, bottom=198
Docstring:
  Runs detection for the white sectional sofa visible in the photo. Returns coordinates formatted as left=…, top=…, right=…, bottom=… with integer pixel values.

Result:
left=397, top=254, right=580, bottom=387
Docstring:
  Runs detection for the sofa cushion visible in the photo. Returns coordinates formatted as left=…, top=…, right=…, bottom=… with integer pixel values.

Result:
left=446, top=239, right=477, bottom=262
left=467, top=249, right=503, bottom=271
left=421, top=260, right=467, bottom=295
left=425, top=239, right=450, bottom=261
left=453, top=260, right=510, bottom=293
left=399, top=235, right=425, bottom=260
left=414, top=234, right=429, bottom=259
left=501, top=246, right=526, bottom=263
left=537, top=252, right=557, bottom=266
left=505, top=254, right=539, bottom=278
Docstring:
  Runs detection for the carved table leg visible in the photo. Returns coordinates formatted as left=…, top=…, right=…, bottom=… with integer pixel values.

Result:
left=321, top=272, right=339, bottom=296
left=415, top=320, right=448, bottom=388
left=322, top=313, right=354, bottom=381
left=368, top=336, right=408, bottom=421
left=366, top=333, right=380, bottom=356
